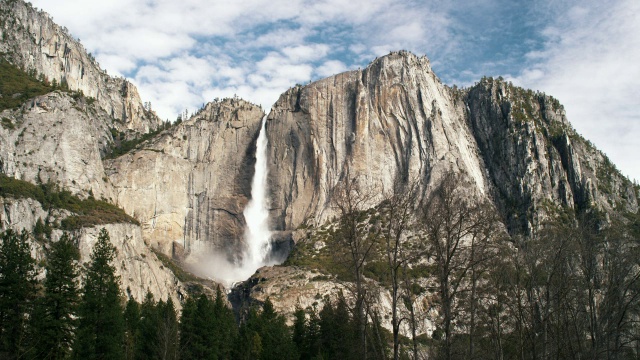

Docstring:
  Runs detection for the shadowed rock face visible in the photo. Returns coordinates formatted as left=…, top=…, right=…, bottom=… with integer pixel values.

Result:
left=466, top=78, right=637, bottom=234
left=106, top=99, right=264, bottom=260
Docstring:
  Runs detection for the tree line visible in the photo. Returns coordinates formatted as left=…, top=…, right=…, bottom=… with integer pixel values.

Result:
left=317, top=171, right=640, bottom=360
left=0, top=226, right=374, bottom=359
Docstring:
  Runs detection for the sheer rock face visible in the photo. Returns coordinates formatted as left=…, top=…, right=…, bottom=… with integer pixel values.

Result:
left=106, top=99, right=264, bottom=260
left=71, top=223, right=182, bottom=306
left=241, top=52, right=638, bottom=333
left=266, top=51, right=637, bottom=235
left=466, top=78, right=638, bottom=233
left=0, top=0, right=162, bottom=134
left=0, top=92, right=115, bottom=200
left=266, top=51, right=489, bottom=230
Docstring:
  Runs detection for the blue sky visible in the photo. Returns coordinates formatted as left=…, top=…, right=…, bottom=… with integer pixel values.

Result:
left=31, top=0, right=640, bottom=181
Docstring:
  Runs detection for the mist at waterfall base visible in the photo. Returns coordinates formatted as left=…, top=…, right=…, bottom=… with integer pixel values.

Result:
left=188, top=116, right=277, bottom=287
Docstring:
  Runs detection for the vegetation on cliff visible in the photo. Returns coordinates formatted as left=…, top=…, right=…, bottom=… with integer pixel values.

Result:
left=0, top=173, right=138, bottom=229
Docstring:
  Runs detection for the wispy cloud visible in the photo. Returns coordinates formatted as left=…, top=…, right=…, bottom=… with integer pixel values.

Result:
left=511, top=0, right=640, bottom=180
left=30, top=0, right=640, bottom=180
left=31, top=0, right=455, bottom=117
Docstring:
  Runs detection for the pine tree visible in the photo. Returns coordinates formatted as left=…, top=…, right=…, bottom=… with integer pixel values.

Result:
left=212, top=287, right=236, bottom=359
left=123, top=297, right=140, bottom=360
left=0, top=229, right=38, bottom=359
left=256, top=298, right=298, bottom=360
left=31, top=232, right=80, bottom=359
left=156, top=298, right=179, bottom=360
left=178, top=296, right=198, bottom=359
left=73, top=228, right=124, bottom=360
left=136, top=291, right=159, bottom=360
left=292, top=308, right=307, bottom=356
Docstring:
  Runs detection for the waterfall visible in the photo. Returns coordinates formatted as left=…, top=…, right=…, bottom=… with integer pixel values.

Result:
left=189, top=115, right=273, bottom=286
left=242, top=115, right=272, bottom=270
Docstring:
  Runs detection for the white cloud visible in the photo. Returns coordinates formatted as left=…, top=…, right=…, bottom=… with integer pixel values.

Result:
left=315, top=60, right=348, bottom=78
left=30, top=0, right=638, bottom=181
left=31, top=0, right=456, bottom=119
left=512, top=0, right=640, bottom=181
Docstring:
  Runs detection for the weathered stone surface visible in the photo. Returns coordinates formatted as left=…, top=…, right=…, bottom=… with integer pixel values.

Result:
left=0, top=196, right=49, bottom=232
left=238, top=51, right=639, bottom=335
left=231, top=266, right=435, bottom=337
left=0, top=92, right=116, bottom=199
left=467, top=78, right=638, bottom=233
left=68, top=223, right=183, bottom=305
left=267, top=51, right=489, bottom=231
left=266, top=51, right=638, bottom=236
left=0, top=197, right=182, bottom=305
left=0, top=0, right=162, bottom=134
left=106, top=99, right=264, bottom=260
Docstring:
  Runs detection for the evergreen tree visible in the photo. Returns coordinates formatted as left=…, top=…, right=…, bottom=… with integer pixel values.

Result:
left=192, top=294, right=216, bottom=358
left=292, top=308, right=308, bottom=357
left=256, top=298, right=298, bottom=360
left=134, top=292, right=179, bottom=360
left=234, top=307, right=261, bottom=360
left=136, top=292, right=159, bottom=360
left=293, top=305, right=322, bottom=360
left=73, top=228, right=124, bottom=360
left=123, top=296, right=140, bottom=360
left=211, top=287, right=236, bottom=359
left=0, top=229, right=38, bottom=359
left=178, top=296, right=198, bottom=359
left=156, top=298, right=179, bottom=360
left=234, top=299, right=297, bottom=360
left=31, top=232, right=80, bottom=359
left=319, top=296, right=358, bottom=360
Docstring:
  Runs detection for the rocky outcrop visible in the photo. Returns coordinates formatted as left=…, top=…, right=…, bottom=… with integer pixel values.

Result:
left=266, top=51, right=489, bottom=230
left=266, top=52, right=638, bottom=235
left=0, top=196, right=183, bottom=305
left=239, top=51, right=639, bottom=335
left=106, top=99, right=264, bottom=260
left=0, top=91, right=115, bottom=200
left=0, top=0, right=162, bottom=134
left=70, top=223, right=183, bottom=305
left=467, top=78, right=638, bottom=233
left=231, top=266, right=436, bottom=337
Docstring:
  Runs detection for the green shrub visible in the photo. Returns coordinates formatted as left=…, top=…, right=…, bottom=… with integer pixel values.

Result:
left=0, top=59, right=52, bottom=111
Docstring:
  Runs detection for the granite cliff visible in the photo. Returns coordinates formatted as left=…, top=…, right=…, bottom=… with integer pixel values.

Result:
left=0, top=0, right=162, bottom=134
left=105, top=99, right=264, bottom=261
left=1, top=0, right=638, bottom=338
left=235, top=51, right=639, bottom=330
left=0, top=0, right=183, bottom=304
left=265, top=51, right=637, bottom=237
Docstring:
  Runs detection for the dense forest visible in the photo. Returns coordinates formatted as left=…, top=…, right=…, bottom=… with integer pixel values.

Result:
left=0, top=226, right=378, bottom=360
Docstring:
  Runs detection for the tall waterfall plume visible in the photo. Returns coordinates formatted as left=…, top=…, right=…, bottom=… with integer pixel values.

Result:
left=186, top=115, right=274, bottom=286
left=242, top=115, right=272, bottom=270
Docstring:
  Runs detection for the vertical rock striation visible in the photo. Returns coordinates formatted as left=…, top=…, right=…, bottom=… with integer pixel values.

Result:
left=466, top=77, right=638, bottom=233
left=266, top=51, right=489, bottom=230
left=0, top=92, right=116, bottom=200
left=106, top=99, right=264, bottom=259
left=266, top=51, right=637, bottom=236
